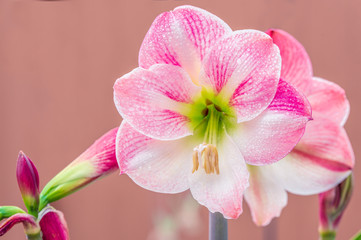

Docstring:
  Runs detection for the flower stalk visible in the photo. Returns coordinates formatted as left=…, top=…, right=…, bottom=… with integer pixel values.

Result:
left=209, top=212, right=227, bottom=240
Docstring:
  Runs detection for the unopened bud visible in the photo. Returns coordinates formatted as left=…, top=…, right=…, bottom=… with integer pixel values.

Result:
left=16, top=152, right=40, bottom=217
left=319, top=174, right=353, bottom=238
left=39, top=127, right=118, bottom=210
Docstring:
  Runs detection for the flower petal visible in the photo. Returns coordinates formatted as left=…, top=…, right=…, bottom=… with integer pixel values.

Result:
left=266, top=29, right=313, bottom=94
left=139, top=5, right=232, bottom=82
left=199, top=30, right=281, bottom=122
left=308, top=77, right=350, bottom=126
left=114, top=64, right=200, bottom=140
left=189, top=134, right=249, bottom=219
left=244, top=166, right=287, bottom=226
left=0, top=213, right=38, bottom=237
left=270, top=119, right=354, bottom=195
left=39, top=207, right=69, bottom=240
left=231, top=79, right=311, bottom=165
left=116, top=121, right=193, bottom=193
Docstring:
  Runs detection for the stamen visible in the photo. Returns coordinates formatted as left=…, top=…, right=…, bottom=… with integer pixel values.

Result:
left=192, top=151, right=199, bottom=173
left=192, top=144, right=219, bottom=175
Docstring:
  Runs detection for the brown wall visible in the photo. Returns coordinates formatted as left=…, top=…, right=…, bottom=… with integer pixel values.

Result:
left=1, top=0, right=360, bottom=239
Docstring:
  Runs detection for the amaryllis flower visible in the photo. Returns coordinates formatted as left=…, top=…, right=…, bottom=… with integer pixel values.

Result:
left=244, top=29, right=355, bottom=226
left=114, top=6, right=311, bottom=219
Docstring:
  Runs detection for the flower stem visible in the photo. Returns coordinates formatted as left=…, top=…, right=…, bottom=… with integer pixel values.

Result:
left=209, top=212, right=227, bottom=240
left=26, top=232, right=42, bottom=240
left=319, top=230, right=336, bottom=240
left=263, top=219, right=278, bottom=240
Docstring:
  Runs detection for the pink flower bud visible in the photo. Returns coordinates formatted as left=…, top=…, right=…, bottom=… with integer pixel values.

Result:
left=39, top=206, right=69, bottom=240
left=16, top=151, right=40, bottom=216
left=39, top=127, right=118, bottom=210
left=319, top=174, right=353, bottom=236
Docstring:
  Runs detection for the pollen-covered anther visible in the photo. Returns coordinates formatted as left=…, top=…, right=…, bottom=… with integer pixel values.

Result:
left=192, top=144, right=219, bottom=175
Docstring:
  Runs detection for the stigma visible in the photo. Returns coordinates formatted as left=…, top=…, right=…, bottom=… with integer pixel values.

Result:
left=192, top=143, right=220, bottom=175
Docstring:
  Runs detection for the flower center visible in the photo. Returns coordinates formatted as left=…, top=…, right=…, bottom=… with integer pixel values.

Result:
left=184, top=88, right=237, bottom=175
left=192, top=100, right=224, bottom=175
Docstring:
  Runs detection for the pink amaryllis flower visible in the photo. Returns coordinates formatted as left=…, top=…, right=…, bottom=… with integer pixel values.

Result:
left=114, top=6, right=311, bottom=219
left=244, top=29, right=355, bottom=226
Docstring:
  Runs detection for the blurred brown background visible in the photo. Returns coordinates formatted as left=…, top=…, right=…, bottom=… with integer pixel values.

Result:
left=0, top=0, right=360, bottom=239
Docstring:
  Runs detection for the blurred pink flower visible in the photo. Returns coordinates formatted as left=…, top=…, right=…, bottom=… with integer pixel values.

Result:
left=244, top=29, right=355, bottom=226
left=114, top=6, right=311, bottom=219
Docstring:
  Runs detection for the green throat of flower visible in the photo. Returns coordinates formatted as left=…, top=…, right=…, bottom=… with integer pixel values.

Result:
left=185, top=88, right=237, bottom=175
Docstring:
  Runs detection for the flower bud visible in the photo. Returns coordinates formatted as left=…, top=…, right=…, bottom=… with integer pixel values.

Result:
left=38, top=206, right=69, bottom=240
left=0, top=206, right=26, bottom=221
left=39, top=127, right=118, bottom=210
left=16, top=152, right=40, bottom=217
left=0, top=213, right=40, bottom=238
left=319, top=174, right=353, bottom=238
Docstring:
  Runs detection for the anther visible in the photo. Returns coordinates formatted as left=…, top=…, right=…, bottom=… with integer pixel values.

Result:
left=205, top=99, right=213, bottom=105
left=192, top=151, right=199, bottom=173
left=201, top=108, right=209, bottom=116
left=192, top=144, right=220, bottom=175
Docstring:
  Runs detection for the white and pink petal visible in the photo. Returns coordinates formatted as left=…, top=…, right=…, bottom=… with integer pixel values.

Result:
left=244, top=166, right=287, bottom=226
left=116, top=121, right=194, bottom=194
left=199, top=30, right=282, bottom=122
left=114, top=64, right=200, bottom=140
left=139, top=5, right=232, bottom=82
left=266, top=29, right=313, bottom=95
left=270, top=119, right=354, bottom=195
left=307, top=77, right=350, bottom=126
left=231, top=79, right=312, bottom=165
left=189, top=134, right=249, bottom=219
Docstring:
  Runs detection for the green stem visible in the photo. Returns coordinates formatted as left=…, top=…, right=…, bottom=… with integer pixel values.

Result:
left=26, top=231, right=43, bottom=240
left=209, top=212, right=227, bottom=240
left=319, top=230, right=336, bottom=240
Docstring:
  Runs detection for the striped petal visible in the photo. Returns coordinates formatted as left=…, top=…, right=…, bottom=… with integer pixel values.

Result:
left=200, top=30, right=282, bottom=122
left=308, top=77, right=350, bottom=126
left=231, top=79, right=311, bottom=165
left=116, top=121, right=193, bottom=193
left=114, top=64, right=200, bottom=140
left=271, top=118, right=354, bottom=195
left=139, top=5, right=232, bottom=82
left=266, top=29, right=313, bottom=94
left=189, top=133, right=249, bottom=219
